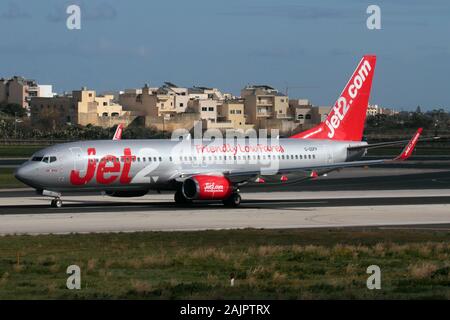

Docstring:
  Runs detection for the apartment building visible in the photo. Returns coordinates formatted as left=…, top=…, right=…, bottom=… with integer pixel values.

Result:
left=30, top=87, right=131, bottom=127
left=119, top=82, right=190, bottom=118
left=0, top=76, right=54, bottom=109
left=241, top=85, right=290, bottom=127
left=367, top=104, right=398, bottom=116
left=216, top=99, right=253, bottom=130
left=190, top=99, right=218, bottom=122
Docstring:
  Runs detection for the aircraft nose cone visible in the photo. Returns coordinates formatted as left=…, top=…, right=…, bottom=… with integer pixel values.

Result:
left=14, top=165, right=33, bottom=186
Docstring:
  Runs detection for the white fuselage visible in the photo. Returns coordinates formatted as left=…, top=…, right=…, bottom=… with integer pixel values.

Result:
left=15, top=138, right=366, bottom=192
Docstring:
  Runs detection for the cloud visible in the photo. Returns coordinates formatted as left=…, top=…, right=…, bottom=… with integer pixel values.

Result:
left=0, top=2, right=31, bottom=20
left=46, top=1, right=117, bottom=23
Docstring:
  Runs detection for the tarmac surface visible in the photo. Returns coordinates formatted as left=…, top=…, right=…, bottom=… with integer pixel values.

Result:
left=0, top=165, right=450, bottom=235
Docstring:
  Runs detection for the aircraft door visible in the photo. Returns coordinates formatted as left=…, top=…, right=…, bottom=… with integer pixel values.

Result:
left=70, top=147, right=85, bottom=174
left=327, top=148, right=333, bottom=164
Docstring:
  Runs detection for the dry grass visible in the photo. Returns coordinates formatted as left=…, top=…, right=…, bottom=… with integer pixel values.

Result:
left=0, top=272, right=9, bottom=286
left=272, top=271, right=288, bottom=283
left=37, top=255, right=56, bottom=266
left=87, top=258, right=97, bottom=271
left=47, top=282, right=57, bottom=294
left=130, top=280, right=152, bottom=295
left=345, top=263, right=358, bottom=275
left=0, top=228, right=449, bottom=299
left=49, top=264, right=60, bottom=273
left=409, top=262, right=439, bottom=279
left=127, top=258, right=143, bottom=269
left=13, top=264, right=24, bottom=273
left=142, top=254, right=171, bottom=268
left=190, top=247, right=230, bottom=261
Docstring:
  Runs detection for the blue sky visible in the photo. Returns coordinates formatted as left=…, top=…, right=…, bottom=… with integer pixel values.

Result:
left=0, top=0, right=449, bottom=110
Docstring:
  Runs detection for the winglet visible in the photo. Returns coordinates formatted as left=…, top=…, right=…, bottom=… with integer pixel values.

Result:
left=394, top=128, right=422, bottom=161
left=113, top=124, right=124, bottom=140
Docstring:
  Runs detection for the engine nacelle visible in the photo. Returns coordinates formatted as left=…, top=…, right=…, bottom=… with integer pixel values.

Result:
left=104, top=190, right=149, bottom=197
left=182, top=175, right=233, bottom=200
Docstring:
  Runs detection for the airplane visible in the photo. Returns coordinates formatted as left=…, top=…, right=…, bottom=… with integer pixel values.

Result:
left=14, top=55, right=435, bottom=208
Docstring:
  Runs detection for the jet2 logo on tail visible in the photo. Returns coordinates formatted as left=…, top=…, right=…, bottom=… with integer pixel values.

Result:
left=70, top=148, right=135, bottom=185
left=325, top=59, right=373, bottom=139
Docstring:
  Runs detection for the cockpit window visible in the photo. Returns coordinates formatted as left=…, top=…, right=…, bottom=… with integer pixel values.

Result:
left=50, top=156, right=57, bottom=163
left=32, top=156, right=43, bottom=162
left=42, top=157, right=49, bottom=163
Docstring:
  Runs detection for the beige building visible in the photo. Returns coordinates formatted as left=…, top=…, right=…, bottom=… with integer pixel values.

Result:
left=190, top=99, right=218, bottom=122
left=119, top=83, right=190, bottom=118
left=216, top=99, right=253, bottom=130
left=30, top=87, right=132, bottom=128
left=241, top=85, right=290, bottom=127
left=367, top=104, right=398, bottom=116
left=289, top=99, right=331, bottom=130
left=188, top=86, right=227, bottom=101
left=0, top=76, right=53, bottom=109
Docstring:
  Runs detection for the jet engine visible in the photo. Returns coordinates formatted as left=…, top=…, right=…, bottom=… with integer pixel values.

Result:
left=182, top=175, right=233, bottom=200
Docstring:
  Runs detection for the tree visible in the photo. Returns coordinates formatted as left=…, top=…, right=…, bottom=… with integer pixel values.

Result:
left=415, top=105, right=422, bottom=114
left=0, top=103, right=26, bottom=117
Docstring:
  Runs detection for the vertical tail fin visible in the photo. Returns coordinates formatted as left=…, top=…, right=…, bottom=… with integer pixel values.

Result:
left=112, top=123, right=124, bottom=140
left=290, top=55, right=377, bottom=141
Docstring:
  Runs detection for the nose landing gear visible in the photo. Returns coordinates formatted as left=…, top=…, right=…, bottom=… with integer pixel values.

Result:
left=50, top=198, right=63, bottom=208
left=42, top=190, right=63, bottom=208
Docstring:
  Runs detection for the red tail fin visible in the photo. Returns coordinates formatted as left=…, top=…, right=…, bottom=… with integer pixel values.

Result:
left=113, top=124, right=124, bottom=140
left=290, top=55, right=377, bottom=141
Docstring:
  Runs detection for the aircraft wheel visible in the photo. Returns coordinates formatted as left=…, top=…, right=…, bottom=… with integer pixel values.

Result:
left=223, top=193, right=241, bottom=207
left=51, top=198, right=63, bottom=208
left=174, top=190, right=192, bottom=205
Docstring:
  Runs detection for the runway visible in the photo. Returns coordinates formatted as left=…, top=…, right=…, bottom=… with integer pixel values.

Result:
left=0, top=167, right=449, bottom=235
left=0, top=189, right=450, bottom=235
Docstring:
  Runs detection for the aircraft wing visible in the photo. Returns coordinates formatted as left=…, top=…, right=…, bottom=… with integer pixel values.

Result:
left=348, top=128, right=438, bottom=151
left=174, top=128, right=423, bottom=183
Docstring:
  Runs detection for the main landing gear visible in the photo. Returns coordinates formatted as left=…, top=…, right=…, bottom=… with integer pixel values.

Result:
left=174, top=189, right=192, bottom=205
left=173, top=189, right=242, bottom=207
left=222, top=193, right=241, bottom=207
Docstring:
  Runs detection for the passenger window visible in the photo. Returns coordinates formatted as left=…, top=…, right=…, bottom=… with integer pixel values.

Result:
left=159, top=157, right=162, bottom=161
